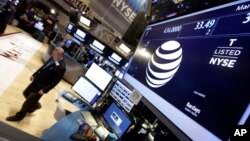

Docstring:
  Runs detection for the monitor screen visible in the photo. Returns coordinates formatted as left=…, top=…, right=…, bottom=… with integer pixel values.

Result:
left=34, top=22, right=44, bottom=31
left=34, top=15, right=42, bottom=21
left=72, top=77, right=101, bottom=105
left=108, top=53, right=122, bottom=65
left=66, top=23, right=74, bottom=33
left=124, top=1, right=250, bottom=141
left=93, top=40, right=105, bottom=50
left=64, top=39, right=73, bottom=48
left=79, top=16, right=91, bottom=27
left=90, top=40, right=105, bottom=54
left=74, top=29, right=86, bottom=41
left=85, top=63, right=112, bottom=91
left=114, top=70, right=121, bottom=77
left=110, top=80, right=134, bottom=112
left=111, top=53, right=122, bottom=62
left=103, top=102, right=131, bottom=138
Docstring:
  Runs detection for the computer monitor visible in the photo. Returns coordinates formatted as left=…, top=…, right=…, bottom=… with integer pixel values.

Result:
left=72, top=77, right=101, bottom=105
left=110, top=80, right=134, bottom=112
left=66, top=23, right=74, bottom=33
left=34, top=22, right=44, bottom=31
left=85, top=63, right=112, bottom=91
left=90, top=40, right=105, bottom=54
left=114, top=70, right=121, bottom=77
left=108, top=53, right=122, bottom=65
left=73, top=29, right=86, bottom=42
left=64, top=39, right=73, bottom=48
left=103, top=102, right=132, bottom=138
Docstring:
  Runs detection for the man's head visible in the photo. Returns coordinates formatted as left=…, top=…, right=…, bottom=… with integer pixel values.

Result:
left=52, top=47, right=64, bottom=61
left=78, top=123, right=95, bottom=140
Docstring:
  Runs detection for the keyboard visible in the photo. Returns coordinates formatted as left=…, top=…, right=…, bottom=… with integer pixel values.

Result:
left=81, top=111, right=98, bottom=127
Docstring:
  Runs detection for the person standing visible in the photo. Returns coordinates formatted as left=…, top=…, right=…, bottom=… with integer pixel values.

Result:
left=6, top=47, right=66, bottom=121
left=5, top=2, right=16, bottom=24
left=0, top=2, right=16, bottom=34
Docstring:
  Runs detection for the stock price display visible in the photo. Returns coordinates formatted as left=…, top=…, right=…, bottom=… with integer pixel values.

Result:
left=127, top=1, right=250, bottom=140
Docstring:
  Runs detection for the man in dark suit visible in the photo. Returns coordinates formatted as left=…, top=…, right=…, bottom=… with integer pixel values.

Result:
left=6, top=47, right=66, bottom=121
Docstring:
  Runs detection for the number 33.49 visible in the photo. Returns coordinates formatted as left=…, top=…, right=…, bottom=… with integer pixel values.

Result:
left=242, top=13, right=250, bottom=24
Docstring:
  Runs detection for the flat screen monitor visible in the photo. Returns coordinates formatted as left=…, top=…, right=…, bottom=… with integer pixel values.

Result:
left=66, top=23, right=74, bottom=33
left=72, top=37, right=81, bottom=45
left=64, top=39, right=73, bottom=48
left=114, top=70, right=121, bottom=77
left=110, top=80, right=134, bottom=112
left=72, top=77, right=101, bottom=105
left=73, top=29, right=86, bottom=42
left=103, top=102, right=131, bottom=138
left=85, top=63, right=112, bottom=91
left=111, top=53, right=122, bottom=62
left=90, top=40, right=105, bottom=54
left=34, top=22, right=44, bottom=31
left=34, top=15, right=42, bottom=21
left=124, top=1, right=250, bottom=141
left=108, top=53, right=122, bottom=65
left=79, top=15, right=91, bottom=27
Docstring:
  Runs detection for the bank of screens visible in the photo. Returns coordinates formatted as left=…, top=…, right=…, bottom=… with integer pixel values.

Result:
left=110, top=80, right=134, bottom=112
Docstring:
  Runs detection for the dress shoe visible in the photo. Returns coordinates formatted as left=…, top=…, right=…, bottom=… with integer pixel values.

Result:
left=6, top=116, right=23, bottom=121
left=28, top=104, right=42, bottom=113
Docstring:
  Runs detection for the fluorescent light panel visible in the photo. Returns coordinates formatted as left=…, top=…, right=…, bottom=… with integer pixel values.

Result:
left=79, top=16, right=91, bottom=26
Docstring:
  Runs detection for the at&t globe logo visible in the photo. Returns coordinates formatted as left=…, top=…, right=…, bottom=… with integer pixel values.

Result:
left=146, top=40, right=182, bottom=88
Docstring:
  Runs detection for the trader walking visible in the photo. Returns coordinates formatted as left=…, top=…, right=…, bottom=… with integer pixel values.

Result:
left=6, top=47, right=66, bottom=121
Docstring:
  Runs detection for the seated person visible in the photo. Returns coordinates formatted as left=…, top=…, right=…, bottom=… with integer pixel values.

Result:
left=67, top=42, right=79, bottom=57
left=93, top=56, right=100, bottom=64
left=19, top=8, right=36, bottom=33
left=71, top=123, right=97, bottom=141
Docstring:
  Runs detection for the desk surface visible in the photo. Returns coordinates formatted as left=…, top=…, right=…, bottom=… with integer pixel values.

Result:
left=41, top=111, right=82, bottom=141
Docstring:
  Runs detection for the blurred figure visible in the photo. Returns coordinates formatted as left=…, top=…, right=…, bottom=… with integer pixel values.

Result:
left=5, top=2, right=16, bottom=24
left=0, top=2, right=16, bottom=34
left=6, top=47, right=66, bottom=121
left=70, top=123, right=97, bottom=141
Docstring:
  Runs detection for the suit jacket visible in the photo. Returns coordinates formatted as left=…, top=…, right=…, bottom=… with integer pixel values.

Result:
left=32, top=58, right=66, bottom=93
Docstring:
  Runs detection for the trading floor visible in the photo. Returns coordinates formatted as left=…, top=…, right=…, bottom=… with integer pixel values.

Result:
left=1, top=0, right=249, bottom=140
left=0, top=25, right=77, bottom=138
